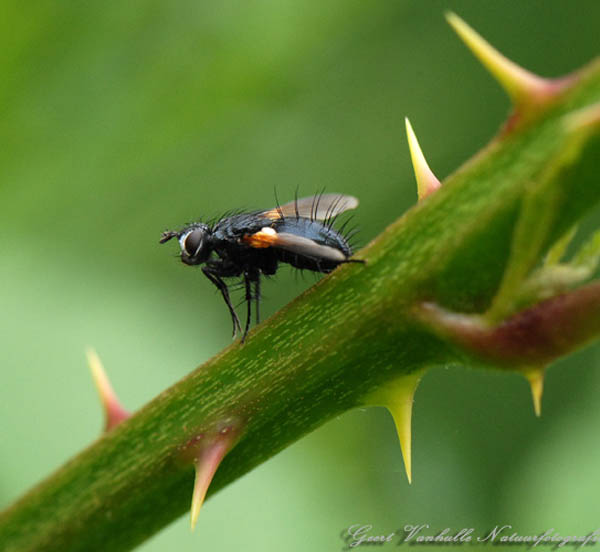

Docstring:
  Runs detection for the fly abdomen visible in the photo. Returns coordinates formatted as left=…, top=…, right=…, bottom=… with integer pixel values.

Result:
left=273, top=218, right=352, bottom=272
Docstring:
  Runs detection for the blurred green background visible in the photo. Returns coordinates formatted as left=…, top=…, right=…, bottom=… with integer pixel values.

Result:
left=2, top=1, right=600, bottom=550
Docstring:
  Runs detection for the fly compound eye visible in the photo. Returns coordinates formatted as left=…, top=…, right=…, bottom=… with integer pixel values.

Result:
left=182, top=229, right=205, bottom=257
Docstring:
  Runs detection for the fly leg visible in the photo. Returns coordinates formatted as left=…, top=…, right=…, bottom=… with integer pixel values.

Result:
left=241, top=272, right=262, bottom=343
left=242, top=273, right=253, bottom=343
left=254, top=277, right=261, bottom=325
left=341, top=259, right=367, bottom=265
left=202, top=266, right=242, bottom=337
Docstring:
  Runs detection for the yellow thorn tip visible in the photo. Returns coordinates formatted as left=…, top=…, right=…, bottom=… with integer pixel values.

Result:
left=389, top=396, right=414, bottom=484
left=445, top=12, right=557, bottom=108
left=190, top=440, right=230, bottom=530
left=366, top=371, right=424, bottom=484
left=525, top=368, right=545, bottom=417
left=405, top=117, right=441, bottom=201
left=86, top=348, right=130, bottom=431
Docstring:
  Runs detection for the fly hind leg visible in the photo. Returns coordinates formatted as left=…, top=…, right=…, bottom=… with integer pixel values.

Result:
left=254, top=277, right=261, bottom=325
left=241, top=272, right=261, bottom=343
left=241, top=273, right=256, bottom=343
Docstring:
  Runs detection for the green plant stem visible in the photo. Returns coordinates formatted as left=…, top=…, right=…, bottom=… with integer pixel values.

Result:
left=1, top=59, right=599, bottom=552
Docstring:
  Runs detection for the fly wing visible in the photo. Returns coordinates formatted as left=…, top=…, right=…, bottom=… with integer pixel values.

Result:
left=269, top=232, right=347, bottom=262
left=243, top=227, right=348, bottom=261
left=261, top=194, right=358, bottom=221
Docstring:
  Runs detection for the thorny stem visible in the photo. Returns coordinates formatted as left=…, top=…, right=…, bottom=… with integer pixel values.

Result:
left=1, top=23, right=600, bottom=552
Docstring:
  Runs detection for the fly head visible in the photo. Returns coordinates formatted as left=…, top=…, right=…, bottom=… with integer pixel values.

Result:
left=160, top=223, right=212, bottom=265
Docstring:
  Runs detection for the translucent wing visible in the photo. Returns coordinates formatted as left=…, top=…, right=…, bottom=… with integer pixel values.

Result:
left=261, top=194, right=359, bottom=221
left=271, top=232, right=347, bottom=261
left=243, top=228, right=347, bottom=261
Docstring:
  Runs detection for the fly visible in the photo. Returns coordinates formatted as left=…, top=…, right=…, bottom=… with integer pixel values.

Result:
left=160, top=193, right=364, bottom=342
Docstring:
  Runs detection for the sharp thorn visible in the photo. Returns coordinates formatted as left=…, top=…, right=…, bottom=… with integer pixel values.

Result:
left=190, top=438, right=230, bottom=530
left=366, top=371, right=424, bottom=484
left=525, top=367, right=545, bottom=417
left=405, top=117, right=441, bottom=201
left=86, top=348, right=130, bottom=432
left=445, top=12, right=573, bottom=112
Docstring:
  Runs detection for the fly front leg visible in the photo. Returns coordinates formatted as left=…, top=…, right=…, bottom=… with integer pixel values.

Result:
left=202, top=265, right=242, bottom=337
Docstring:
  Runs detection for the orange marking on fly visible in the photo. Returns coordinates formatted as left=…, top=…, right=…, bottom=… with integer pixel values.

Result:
left=243, top=227, right=278, bottom=248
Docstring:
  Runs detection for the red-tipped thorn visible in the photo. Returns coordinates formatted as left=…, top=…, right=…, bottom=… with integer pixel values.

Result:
left=405, top=118, right=441, bottom=201
left=446, top=13, right=575, bottom=117
left=189, top=430, right=236, bottom=530
left=86, top=348, right=130, bottom=432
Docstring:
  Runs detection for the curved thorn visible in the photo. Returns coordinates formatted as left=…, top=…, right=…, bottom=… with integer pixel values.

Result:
left=525, top=368, right=545, bottom=417
left=389, top=390, right=415, bottom=484
left=445, top=12, right=571, bottom=109
left=190, top=438, right=230, bottom=530
left=86, top=348, right=130, bottom=432
left=365, top=371, right=424, bottom=484
left=405, top=118, right=441, bottom=201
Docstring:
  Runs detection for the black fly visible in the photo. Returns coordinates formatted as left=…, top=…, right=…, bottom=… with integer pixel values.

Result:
left=160, top=193, right=363, bottom=342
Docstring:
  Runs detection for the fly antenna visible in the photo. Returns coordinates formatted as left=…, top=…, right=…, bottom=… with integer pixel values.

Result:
left=159, top=230, right=178, bottom=244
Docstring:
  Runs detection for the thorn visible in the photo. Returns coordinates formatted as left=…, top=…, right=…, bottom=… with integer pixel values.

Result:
left=405, top=118, right=441, bottom=200
left=190, top=437, right=231, bottom=530
left=445, top=12, right=573, bottom=113
left=86, top=348, right=130, bottom=432
left=388, top=382, right=416, bottom=485
left=366, top=371, right=424, bottom=484
left=525, top=368, right=545, bottom=417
